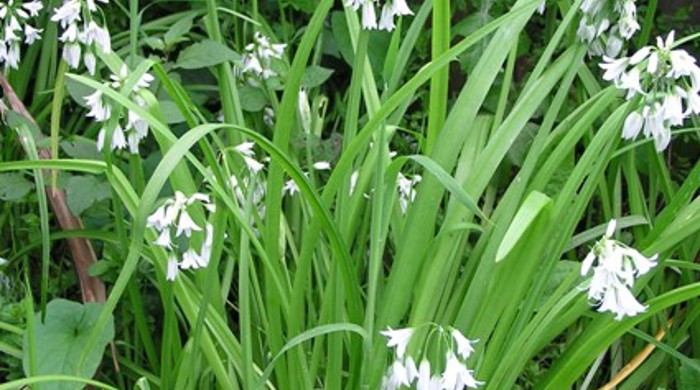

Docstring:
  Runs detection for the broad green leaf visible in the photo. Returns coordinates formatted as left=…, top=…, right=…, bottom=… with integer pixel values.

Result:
left=22, top=299, right=115, bottom=390
left=164, top=16, right=194, bottom=46
left=60, top=137, right=103, bottom=161
left=496, top=191, right=552, bottom=262
left=679, top=360, right=700, bottom=389
left=301, top=65, right=334, bottom=89
left=175, top=40, right=240, bottom=69
left=239, top=86, right=268, bottom=112
left=0, top=173, right=34, bottom=201
left=66, top=175, right=111, bottom=216
left=158, top=100, right=187, bottom=124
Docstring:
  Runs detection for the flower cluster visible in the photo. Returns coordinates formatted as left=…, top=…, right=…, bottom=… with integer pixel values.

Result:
left=84, top=65, right=154, bottom=153
left=600, top=31, right=700, bottom=151
left=577, top=0, right=639, bottom=58
left=0, top=1, right=43, bottom=69
left=397, top=172, right=421, bottom=214
left=580, top=220, right=658, bottom=320
left=239, top=32, right=285, bottom=81
left=344, top=0, right=413, bottom=32
left=381, top=326, right=483, bottom=390
left=52, top=0, right=111, bottom=74
left=147, top=191, right=216, bottom=281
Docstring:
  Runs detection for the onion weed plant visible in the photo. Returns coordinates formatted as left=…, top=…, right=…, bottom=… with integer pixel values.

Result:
left=0, top=0, right=699, bottom=389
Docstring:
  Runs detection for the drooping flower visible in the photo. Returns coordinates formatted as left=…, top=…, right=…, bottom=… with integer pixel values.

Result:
left=397, top=172, right=421, bottom=214
left=238, top=32, right=286, bottom=81
left=441, top=352, right=484, bottom=390
left=577, top=0, right=639, bottom=58
left=166, top=256, right=179, bottom=281
left=451, top=329, right=477, bottom=360
left=381, top=327, right=414, bottom=359
left=381, top=324, right=484, bottom=390
left=0, top=0, right=44, bottom=69
left=85, top=65, right=154, bottom=153
left=580, top=219, right=658, bottom=320
left=600, top=31, right=700, bottom=151
left=312, top=161, right=331, bottom=171
left=344, top=0, right=413, bottom=32
left=146, top=192, right=216, bottom=281
left=52, top=0, right=111, bottom=75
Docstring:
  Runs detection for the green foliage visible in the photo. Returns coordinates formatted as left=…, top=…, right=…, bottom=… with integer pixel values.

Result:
left=0, top=0, right=699, bottom=389
left=22, top=299, right=114, bottom=390
left=175, top=40, right=241, bottom=69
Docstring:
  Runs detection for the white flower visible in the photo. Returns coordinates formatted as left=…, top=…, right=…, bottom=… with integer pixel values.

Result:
left=381, top=327, right=413, bottom=359
left=111, top=125, right=127, bottom=150
left=166, top=256, right=179, bottom=281
left=441, top=352, right=484, bottom=389
left=617, top=68, right=642, bottom=99
left=22, top=1, right=43, bottom=17
left=81, top=21, right=111, bottom=53
left=63, top=42, right=81, bottom=68
left=405, top=357, right=419, bottom=382
left=244, top=156, right=265, bottom=174
left=51, top=1, right=82, bottom=28
left=180, top=248, right=201, bottom=269
left=84, top=51, right=96, bottom=75
left=154, top=228, right=173, bottom=249
left=685, top=89, right=700, bottom=115
left=390, top=0, right=413, bottom=16
left=378, top=4, right=395, bottom=31
left=198, top=223, right=214, bottom=268
left=383, top=360, right=411, bottom=390
left=580, top=219, right=658, bottom=320
left=416, top=360, right=433, bottom=390
left=599, top=56, right=628, bottom=82
left=349, top=170, right=359, bottom=195
left=85, top=90, right=111, bottom=121
left=283, top=179, right=300, bottom=197
left=451, top=329, right=477, bottom=360
left=361, top=1, right=378, bottom=30
left=313, top=161, right=331, bottom=171
left=23, top=24, right=41, bottom=44
left=238, top=32, right=285, bottom=80
left=662, top=92, right=684, bottom=126
left=622, top=111, right=643, bottom=140
left=176, top=210, right=202, bottom=237
left=235, top=141, right=256, bottom=157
